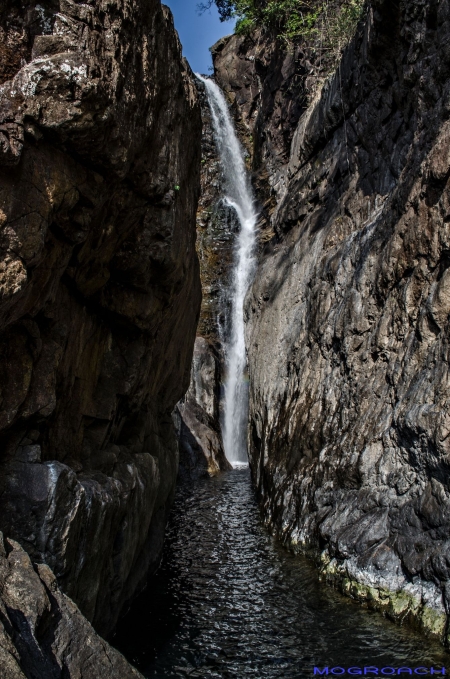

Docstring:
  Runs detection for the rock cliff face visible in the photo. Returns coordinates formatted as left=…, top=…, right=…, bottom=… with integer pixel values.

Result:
left=214, top=0, right=450, bottom=643
left=177, top=79, right=232, bottom=476
left=212, top=28, right=315, bottom=242
left=0, top=0, right=201, bottom=650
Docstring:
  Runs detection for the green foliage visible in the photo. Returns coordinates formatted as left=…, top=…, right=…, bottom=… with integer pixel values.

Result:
left=318, top=0, right=366, bottom=53
left=197, top=0, right=236, bottom=21
left=208, top=0, right=365, bottom=55
left=235, top=15, right=257, bottom=33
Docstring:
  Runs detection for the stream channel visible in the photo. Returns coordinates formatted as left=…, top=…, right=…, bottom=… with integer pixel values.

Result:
left=114, top=468, right=448, bottom=678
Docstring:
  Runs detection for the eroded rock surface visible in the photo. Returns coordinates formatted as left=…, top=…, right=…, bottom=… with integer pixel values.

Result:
left=214, top=0, right=450, bottom=642
left=177, top=337, right=231, bottom=477
left=0, top=0, right=201, bottom=641
left=0, top=534, right=143, bottom=679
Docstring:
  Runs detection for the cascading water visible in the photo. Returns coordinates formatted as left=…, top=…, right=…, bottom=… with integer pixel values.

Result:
left=196, top=74, right=258, bottom=467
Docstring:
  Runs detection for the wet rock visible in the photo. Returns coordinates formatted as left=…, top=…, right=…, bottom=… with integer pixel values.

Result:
left=0, top=0, right=201, bottom=639
left=196, top=78, right=235, bottom=343
left=177, top=79, right=234, bottom=475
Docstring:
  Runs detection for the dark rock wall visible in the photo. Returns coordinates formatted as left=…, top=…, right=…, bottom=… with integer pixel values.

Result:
left=0, top=534, right=144, bottom=679
left=0, top=0, right=201, bottom=639
left=177, top=339, right=231, bottom=478
left=214, top=0, right=450, bottom=642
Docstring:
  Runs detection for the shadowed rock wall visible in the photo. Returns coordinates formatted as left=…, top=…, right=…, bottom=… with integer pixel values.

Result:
left=177, top=79, right=232, bottom=477
left=214, top=0, right=450, bottom=643
left=0, top=0, right=201, bottom=641
left=0, top=534, right=144, bottom=679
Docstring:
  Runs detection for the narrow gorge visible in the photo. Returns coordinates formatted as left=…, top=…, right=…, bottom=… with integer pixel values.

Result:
left=0, top=0, right=450, bottom=677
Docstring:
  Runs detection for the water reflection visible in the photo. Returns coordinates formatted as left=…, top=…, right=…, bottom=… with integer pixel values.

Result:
left=114, top=469, right=448, bottom=678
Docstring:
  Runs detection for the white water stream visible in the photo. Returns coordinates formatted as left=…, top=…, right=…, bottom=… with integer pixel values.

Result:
left=196, top=75, right=258, bottom=467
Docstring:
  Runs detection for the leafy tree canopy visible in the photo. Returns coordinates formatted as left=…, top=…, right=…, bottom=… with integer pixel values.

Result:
left=198, top=0, right=365, bottom=54
left=197, top=0, right=236, bottom=22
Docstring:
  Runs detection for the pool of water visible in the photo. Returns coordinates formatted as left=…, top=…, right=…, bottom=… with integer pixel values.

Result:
left=113, top=469, right=448, bottom=678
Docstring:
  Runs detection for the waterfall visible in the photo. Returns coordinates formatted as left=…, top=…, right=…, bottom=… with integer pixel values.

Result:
left=196, top=74, right=258, bottom=467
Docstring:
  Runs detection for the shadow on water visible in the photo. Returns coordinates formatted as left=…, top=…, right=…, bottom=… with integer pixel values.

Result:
left=113, top=469, right=448, bottom=678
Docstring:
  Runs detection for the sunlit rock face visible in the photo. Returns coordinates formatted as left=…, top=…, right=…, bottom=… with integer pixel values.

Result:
left=214, top=0, right=450, bottom=642
left=0, top=0, right=201, bottom=641
left=211, top=27, right=316, bottom=244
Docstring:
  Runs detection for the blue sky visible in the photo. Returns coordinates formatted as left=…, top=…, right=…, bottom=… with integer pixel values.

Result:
left=164, top=0, right=236, bottom=74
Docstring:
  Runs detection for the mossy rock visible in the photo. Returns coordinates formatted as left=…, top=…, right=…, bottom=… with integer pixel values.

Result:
left=420, top=606, right=446, bottom=639
left=309, top=550, right=448, bottom=645
left=366, top=586, right=381, bottom=603
left=341, top=578, right=352, bottom=596
left=387, top=591, right=416, bottom=619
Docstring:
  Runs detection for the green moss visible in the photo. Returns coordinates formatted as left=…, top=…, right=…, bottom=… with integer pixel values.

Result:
left=211, top=0, right=365, bottom=56
left=352, top=582, right=366, bottom=599
left=388, top=591, right=415, bottom=618
left=341, top=577, right=351, bottom=596
left=319, top=560, right=446, bottom=642
left=420, top=606, right=447, bottom=638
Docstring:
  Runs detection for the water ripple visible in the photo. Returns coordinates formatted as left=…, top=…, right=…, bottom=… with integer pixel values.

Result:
left=114, top=470, right=448, bottom=678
